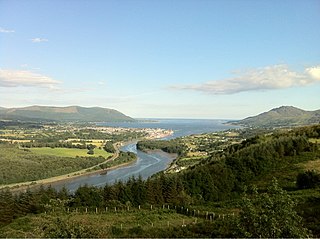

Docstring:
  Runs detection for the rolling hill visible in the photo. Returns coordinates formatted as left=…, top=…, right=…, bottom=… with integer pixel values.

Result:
left=230, top=106, right=320, bottom=127
left=0, top=106, right=135, bottom=122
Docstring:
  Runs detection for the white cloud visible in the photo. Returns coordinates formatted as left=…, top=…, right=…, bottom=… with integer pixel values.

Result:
left=0, top=27, right=15, bottom=33
left=31, top=38, right=49, bottom=43
left=170, top=64, right=320, bottom=94
left=306, top=66, right=320, bottom=80
left=0, top=69, right=60, bottom=89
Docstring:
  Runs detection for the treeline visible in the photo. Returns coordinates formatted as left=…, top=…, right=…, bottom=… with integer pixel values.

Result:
left=0, top=186, right=69, bottom=226
left=137, top=139, right=187, bottom=156
left=21, top=141, right=87, bottom=149
left=22, top=141, right=116, bottom=155
left=98, top=151, right=137, bottom=169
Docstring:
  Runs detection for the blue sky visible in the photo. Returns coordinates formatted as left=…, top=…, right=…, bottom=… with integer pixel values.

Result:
left=1, top=0, right=319, bottom=119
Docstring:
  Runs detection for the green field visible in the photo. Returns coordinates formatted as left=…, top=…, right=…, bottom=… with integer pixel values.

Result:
left=0, top=144, right=107, bottom=184
left=28, top=147, right=112, bottom=158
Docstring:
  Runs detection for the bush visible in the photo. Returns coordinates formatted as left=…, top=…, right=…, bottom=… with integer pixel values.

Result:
left=296, top=170, right=320, bottom=189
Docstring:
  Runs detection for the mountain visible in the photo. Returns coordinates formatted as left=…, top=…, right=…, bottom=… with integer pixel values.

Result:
left=230, top=106, right=320, bottom=127
left=0, top=106, right=135, bottom=122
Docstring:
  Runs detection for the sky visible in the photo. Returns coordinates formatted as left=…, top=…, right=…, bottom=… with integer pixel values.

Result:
left=0, top=0, right=320, bottom=119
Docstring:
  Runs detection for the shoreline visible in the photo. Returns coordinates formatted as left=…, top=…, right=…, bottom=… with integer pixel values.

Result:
left=1, top=131, right=174, bottom=193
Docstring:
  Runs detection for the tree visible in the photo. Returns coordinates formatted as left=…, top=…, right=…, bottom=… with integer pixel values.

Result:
left=235, top=179, right=311, bottom=238
left=0, top=189, right=15, bottom=225
left=103, top=142, right=116, bottom=153
left=296, top=170, right=320, bottom=189
left=87, top=149, right=94, bottom=155
left=72, top=185, right=103, bottom=207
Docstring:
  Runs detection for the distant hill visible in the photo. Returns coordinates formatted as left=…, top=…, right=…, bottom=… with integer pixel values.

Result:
left=230, top=106, right=320, bottom=127
left=0, top=106, right=135, bottom=122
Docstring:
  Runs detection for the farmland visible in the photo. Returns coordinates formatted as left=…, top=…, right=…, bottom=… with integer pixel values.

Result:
left=29, top=147, right=112, bottom=158
left=0, top=122, right=172, bottom=187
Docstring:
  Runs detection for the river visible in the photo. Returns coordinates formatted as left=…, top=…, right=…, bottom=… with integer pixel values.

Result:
left=52, top=119, right=238, bottom=192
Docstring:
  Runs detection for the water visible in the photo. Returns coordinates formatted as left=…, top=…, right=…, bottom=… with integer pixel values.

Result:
left=52, top=119, right=238, bottom=192
left=52, top=143, right=176, bottom=193
left=98, top=118, right=237, bottom=139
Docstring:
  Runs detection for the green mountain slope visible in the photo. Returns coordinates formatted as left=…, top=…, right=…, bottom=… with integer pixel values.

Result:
left=230, top=106, right=320, bottom=127
left=0, top=106, right=135, bottom=122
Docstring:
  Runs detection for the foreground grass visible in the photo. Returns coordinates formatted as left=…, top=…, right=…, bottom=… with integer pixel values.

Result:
left=29, top=147, right=112, bottom=158
left=0, top=209, right=201, bottom=238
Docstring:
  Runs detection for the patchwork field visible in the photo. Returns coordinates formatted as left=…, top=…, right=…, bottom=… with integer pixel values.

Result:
left=28, top=147, right=112, bottom=158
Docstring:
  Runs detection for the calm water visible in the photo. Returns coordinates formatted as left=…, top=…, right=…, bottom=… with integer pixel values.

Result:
left=99, top=118, right=238, bottom=139
left=52, top=119, right=238, bottom=192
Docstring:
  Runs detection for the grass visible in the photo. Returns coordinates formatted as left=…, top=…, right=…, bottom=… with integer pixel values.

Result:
left=0, top=209, right=200, bottom=238
left=29, top=147, right=112, bottom=158
left=299, top=158, right=320, bottom=173
left=66, top=138, right=107, bottom=147
left=0, top=144, right=107, bottom=184
left=0, top=139, right=31, bottom=143
left=250, top=151, right=320, bottom=190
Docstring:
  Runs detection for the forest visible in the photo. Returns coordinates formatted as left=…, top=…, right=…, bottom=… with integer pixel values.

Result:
left=0, top=124, right=320, bottom=237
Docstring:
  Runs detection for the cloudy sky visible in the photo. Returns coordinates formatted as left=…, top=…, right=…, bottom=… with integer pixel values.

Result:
left=1, top=0, right=319, bottom=119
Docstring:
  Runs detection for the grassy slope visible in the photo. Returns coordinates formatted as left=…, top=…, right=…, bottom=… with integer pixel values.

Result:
left=28, top=147, right=112, bottom=158
left=0, top=209, right=199, bottom=238
left=0, top=144, right=106, bottom=184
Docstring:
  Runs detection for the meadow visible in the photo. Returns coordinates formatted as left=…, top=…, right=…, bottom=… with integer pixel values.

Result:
left=29, top=147, right=112, bottom=158
left=0, top=207, right=206, bottom=238
left=0, top=143, right=107, bottom=185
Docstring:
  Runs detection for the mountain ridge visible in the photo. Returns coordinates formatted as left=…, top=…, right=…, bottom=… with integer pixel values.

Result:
left=230, top=106, right=320, bottom=127
left=0, top=105, right=135, bottom=122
